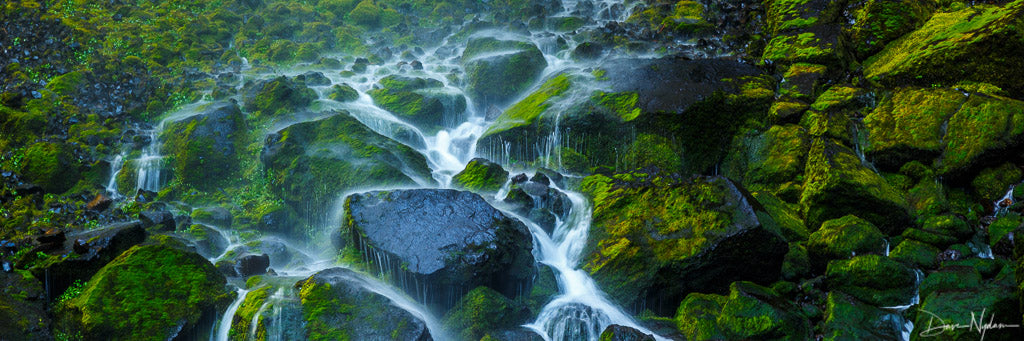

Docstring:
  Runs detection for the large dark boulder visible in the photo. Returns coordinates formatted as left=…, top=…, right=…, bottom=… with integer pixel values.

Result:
left=295, top=268, right=432, bottom=341
left=29, top=221, right=147, bottom=302
left=161, top=101, right=246, bottom=191
left=581, top=173, right=788, bottom=315
left=342, top=189, right=535, bottom=312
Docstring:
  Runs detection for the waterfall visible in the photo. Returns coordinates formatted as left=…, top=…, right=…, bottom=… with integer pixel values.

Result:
left=213, top=288, right=248, bottom=341
left=105, top=152, right=126, bottom=199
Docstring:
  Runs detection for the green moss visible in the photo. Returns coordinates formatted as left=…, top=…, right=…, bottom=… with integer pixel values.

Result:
left=442, top=286, right=529, bottom=341
left=298, top=281, right=352, bottom=341
left=761, top=31, right=836, bottom=67
left=822, top=291, right=904, bottom=340
left=741, top=124, right=809, bottom=185
left=347, top=0, right=380, bottom=28
left=46, top=71, right=84, bottom=97
left=451, top=158, right=509, bottom=194
left=55, top=245, right=231, bottom=340
left=581, top=174, right=787, bottom=313
left=591, top=91, right=641, bottom=121
left=482, top=74, right=571, bottom=137
left=675, top=293, right=727, bottom=340
left=327, top=84, right=359, bottom=102
left=800, top=138, right=911, bottom=234
left=245, top=76, right=317, bottom=118
left=864, top=1, right=1024, bottom=96
left=21, top=141, right=80, bottom=193
left=807, top=215, right=886, bottom=269
left=367, top=76, right=462, bottom=129
left=751, top=191, right=807, bottom=242
left=890, top=239, right=941, bottom=270
left=919, top=266, right=983, bottom=300
left=230, top=287, right=270, bottom=341
left=824, top=254, right=917, bottom=307
left=810, top=86, right=866, bottom=112
left=677, top=281, right=810, bottom=339
left=864, top=87, right=966, bottom=168
left=941, top=93, right=1024, bottom=176
left=972, top=162, right=1023, bottom=200
left=846, top=0, right=935, bottom=60
left=461, top=38, right=547, bottom=106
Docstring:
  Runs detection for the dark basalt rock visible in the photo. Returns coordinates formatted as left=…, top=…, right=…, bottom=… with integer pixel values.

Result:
left=599, top=324, right=656, bottom=341
left=342, top=189, right=535, bottom=312
left=29, top=221, right=147, bottom=302
left=234, top=253, right=270, bottom=278
left=296, top=268, right=432, bottom=341
left=139, top=210, right=175, bottom=231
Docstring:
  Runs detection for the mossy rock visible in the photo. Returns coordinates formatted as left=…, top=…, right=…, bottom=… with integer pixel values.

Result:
left=763, top=0, right=849, bottom=34
left=800, top=138, right=912, bottom=234
left=919, top=265, right=983, bottom=300
left=821, top=291, right=906, bottom=340
left=890, top=239, right=941, bottom=270
left=728, top=124, right=810, bottom=186
left=807, top=215, right=887, bottom=270
left=762, top=25, right=844, bottom=68
left=769, top=99, right=810, bottom=124
left=799, top=110, right=853, bottom=145
left=581, top=174, right=788, bottom=315
left=912, top=283, right=1021, bottom=341
left=864, top=1, right=1024, bottom=97
left=296, top=268, right=431, bottom=340
left=0, top=269, right=50, bottom=339
left=781, top=242, right=811, bottom=281
left=162, top=101, right=246, bottom=192
left=368, top=75, right=466, bottom=130
left=479, top=73, right=572, bottom=139
left=864, top=87, right=967, bottom=169
left=824, top=254, right=918, bottom=307
left=940, top=92, right=1024, bottom=178
left=674, top=281, right=811, bottom=340
left=452, top=158, right=509, bottom=194
left=243, top=76, right=317, bottom=117
left=20, top=141, right=81, bottom=193
left=461, top=37, right=547, bottom=108
left=53, top=245, right=232, bottom=340
left=442, top=286, right=530, bottom=341
left=972, top=162, right=1023, bottom=200
left=779, top=63, right=827, bottom=102
left=327, top=84, right=359, bottom=102
left=228, top=286, right=270, bottom=341
left=623, top=133, right=684, bottom=173
left=261, top=111, right=431, bottom=222
left=751, top=191, right=808, bottom=242
left=844, top=0, right=936, bottom=61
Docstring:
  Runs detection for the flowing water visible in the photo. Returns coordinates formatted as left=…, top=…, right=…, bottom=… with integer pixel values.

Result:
left=110, top=0, right=675, bottom=339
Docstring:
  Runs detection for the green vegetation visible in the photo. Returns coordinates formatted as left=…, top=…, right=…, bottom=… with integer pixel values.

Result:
left=452, top=158, right=509, bottom=194
left=54, top=245, right=231, bottom=340
left=442, top=286, right=529, bottom=340
left=482, top=74, right=571, bottom=137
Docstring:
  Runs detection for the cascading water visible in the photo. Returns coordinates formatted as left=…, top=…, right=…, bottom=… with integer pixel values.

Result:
left=214, top=288, right=249, bottom=341
left=104, top=152, right=126, bottom=199
left=135, top=128, right=162, bottom=192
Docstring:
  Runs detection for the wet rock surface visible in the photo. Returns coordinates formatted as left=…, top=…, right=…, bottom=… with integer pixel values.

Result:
left=343, top=189, right=535, bottom=311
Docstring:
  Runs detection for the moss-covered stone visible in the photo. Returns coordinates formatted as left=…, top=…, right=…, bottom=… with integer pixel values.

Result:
left=912, top=282, right=1020, bottom=341
left=623, top=133, right=684, bottom=173
left=751, top=191, right=808, bottom=242
left=581, top=174, right=788, bottom=315
left=845, top=0, right=936, bottom=60
left=0, top=269, right=50, bottom=339
left=919, top=265, right=983, bottom=300
left=781, top=242, right=811, bottom=281
left=452, top=158, right=509, bottom=194
left=940, top=93, right=1024, bottom=177
left=296, top=268, right=431, bottom=340
left=327, top=84, right=359, bottom=102
left=807, top=215, right=887, bottom=270
left=825, top=254, right=918, bottom=307
left=481, top=74, right=571, bottom=138
left=368, top=75, right=466, bottom=130
left=801, top=138, right=912, bottom=234
left=162, top=101, right=246, bottom=192
left=762, top=27, right=842, bottom=68
left=921, top=214, right=973, bottom=242
left=20, top=141, right=81, bottom=193
left=261, top=112, right=431, bottom=222
left=864, top=1, right=1024, bottom=97
left=674, top=281, right=811, bottom=340
left=229, top=287, right=270, bottom=341
left=864, top=87, right=966, bottom=169
left=779, top=63, right=827, bottom=101
left=890, top=239, right=941, bottom=270
left=821, top=291, right=905, bottom=340
left=461, top=37, right=547, bottom=107
left=729, top=124, right=810, bottom=186
left=973, top=163, right=1023, bottom=200
left=54, top=245, right=231, bottom=340
left=243, top=76, right=317, bottom=117
left=442, top=286, right=530, bottom=341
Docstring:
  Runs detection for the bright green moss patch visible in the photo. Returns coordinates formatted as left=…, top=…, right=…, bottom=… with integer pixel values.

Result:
left=845, top=0, right=935, bottom=60
left=55, top=245, right=231, bottom=340
left=482, top=74, right=571, bottom=137
left=327, top=84, right=359, bottom=102
left=972, top=163, right=1022, bottom=200
left=762, top=31, right=836, bottom=66
left=863, top=1, right=1024, bottom=96
left=592, top=91, right=641, bottom=121
left=442, top=286, right=529, bottom=341
left=864, top=87, right=966, bottom=168
left=807, top=215, right=886, bottom=269
left=941, top=93, right=1024, bottom=176
left=824, top=254, right=917, bottom=307
left=21, top=141, right=80, bottom=193
left=230, top=287, right=270, bottom=341
left=452, top=158, right=509, bottom=194
left=675, top=281, right=811, bottom=340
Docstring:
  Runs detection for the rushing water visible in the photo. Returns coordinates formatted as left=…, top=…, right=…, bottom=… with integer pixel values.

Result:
left=106, top=0, right=674, bottom=339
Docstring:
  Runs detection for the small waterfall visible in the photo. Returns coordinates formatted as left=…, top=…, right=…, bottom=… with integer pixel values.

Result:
left=993, top=186, right=1016, bottom=216
left=521, top=189, right=666, bottom=341
left=105, top=152, right=126, bottom=199
left=213, top=288, right=248, bottom=341
left=135, top=128, right=163, bottom=192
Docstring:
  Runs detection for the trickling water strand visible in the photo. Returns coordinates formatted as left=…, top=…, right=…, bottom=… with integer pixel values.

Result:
left=136, top=129, right=162, bottom=192
left=105, top=152, right=126, bottom=199
left=214, top=288, right=248, bottom=341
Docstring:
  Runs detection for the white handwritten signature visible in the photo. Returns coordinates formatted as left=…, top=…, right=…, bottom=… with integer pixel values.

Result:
left=919, top=308, right=1020, bottom=340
